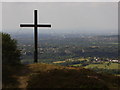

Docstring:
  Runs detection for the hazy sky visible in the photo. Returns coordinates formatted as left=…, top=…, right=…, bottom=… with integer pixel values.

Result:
left=2, top=2, right=118, bottom=35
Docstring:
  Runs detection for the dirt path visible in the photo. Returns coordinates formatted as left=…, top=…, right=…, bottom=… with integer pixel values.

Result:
left=17, top=65, right=31, bottom=89
left=18, top=76, right=29, bottom=88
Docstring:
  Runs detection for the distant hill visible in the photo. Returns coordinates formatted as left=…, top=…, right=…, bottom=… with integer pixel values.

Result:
left=16, top=63, right=120, bottom=89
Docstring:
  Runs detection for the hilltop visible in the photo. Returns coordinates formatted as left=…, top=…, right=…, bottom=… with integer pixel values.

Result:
left=16, top=63, right=119, bottom=89
left=2, top=33, right=119, bottom=89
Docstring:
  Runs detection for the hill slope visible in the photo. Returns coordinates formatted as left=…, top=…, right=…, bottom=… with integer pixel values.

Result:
left=17, top=63, right=119, bottom=89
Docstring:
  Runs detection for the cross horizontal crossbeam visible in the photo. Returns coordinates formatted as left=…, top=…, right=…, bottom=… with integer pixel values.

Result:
left=20, top=24, right=51, bottom=27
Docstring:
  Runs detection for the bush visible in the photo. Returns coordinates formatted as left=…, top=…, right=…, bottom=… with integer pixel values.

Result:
left=2, top=33, right=22, bottom=88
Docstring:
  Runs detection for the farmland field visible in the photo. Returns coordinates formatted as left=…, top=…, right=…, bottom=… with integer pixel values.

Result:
left=84, top=63, right=119, bottom=69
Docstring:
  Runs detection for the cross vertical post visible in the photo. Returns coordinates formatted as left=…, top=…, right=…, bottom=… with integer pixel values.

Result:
left=34, top=10, right=38, bottom=63
left=20, top=10, right=51, bottom=63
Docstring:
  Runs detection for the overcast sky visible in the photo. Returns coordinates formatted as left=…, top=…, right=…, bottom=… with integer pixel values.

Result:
left=2, top=2, right=118, bottom=35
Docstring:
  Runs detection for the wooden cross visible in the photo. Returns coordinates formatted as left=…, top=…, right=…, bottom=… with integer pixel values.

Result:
left=20, top=10, right=51, bottom=63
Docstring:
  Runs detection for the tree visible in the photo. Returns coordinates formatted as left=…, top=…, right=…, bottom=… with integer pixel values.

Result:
left=2, top=33, right=22, bottom=88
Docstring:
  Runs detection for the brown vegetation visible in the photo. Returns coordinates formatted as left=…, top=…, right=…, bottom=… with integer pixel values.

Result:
left=16, top=63, right=120, bottom=89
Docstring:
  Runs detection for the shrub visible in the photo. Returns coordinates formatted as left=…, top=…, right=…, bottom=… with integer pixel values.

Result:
left=2, top=33, right=22, bottom=88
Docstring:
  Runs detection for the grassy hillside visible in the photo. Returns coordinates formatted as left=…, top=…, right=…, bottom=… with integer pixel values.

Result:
left=14, top=63, right=120, bottom=89
left=85, top=63, right=119, bottom=69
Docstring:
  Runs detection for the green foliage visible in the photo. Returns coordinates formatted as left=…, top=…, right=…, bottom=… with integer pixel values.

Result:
left=2, top=33, right=22, bottom=88
left=2, top=33, right=21, bottom=65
